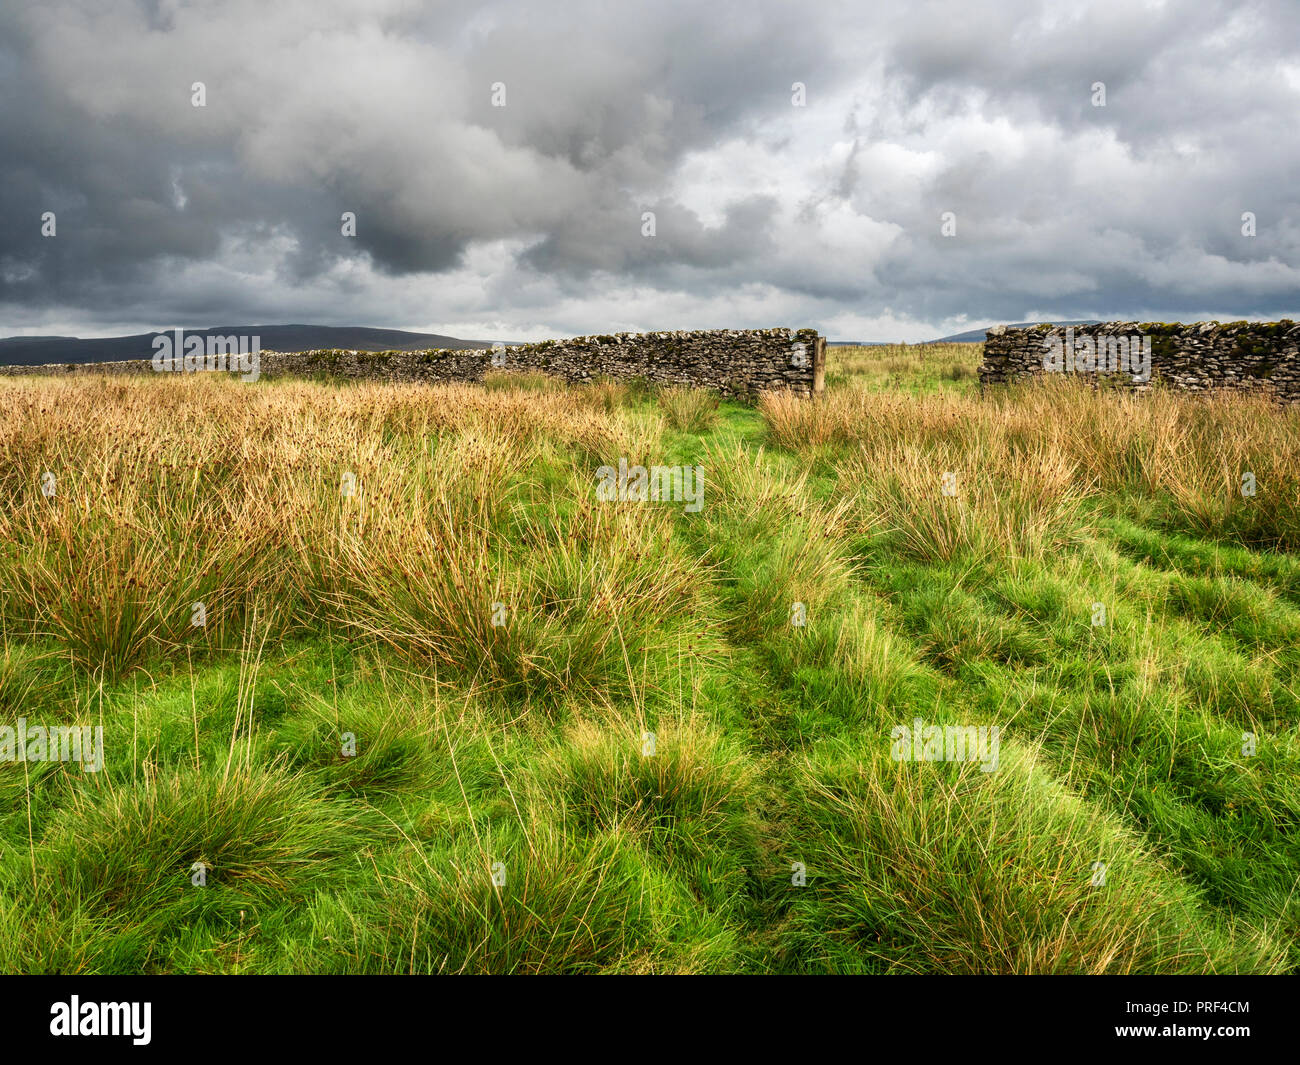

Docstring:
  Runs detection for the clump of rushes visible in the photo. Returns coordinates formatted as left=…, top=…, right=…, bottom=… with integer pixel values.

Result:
left=325, top=454, right=709, bottom=703
left=780, top=740, right=1287, bottom=974
left=660, top=385, right=721, bottom=433
left=763, top=372, right=1300, bottom=551
left=0, top=375, right=645, bottom=678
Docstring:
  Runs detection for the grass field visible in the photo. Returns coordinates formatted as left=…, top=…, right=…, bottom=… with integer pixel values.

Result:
left=2, top=341, right=1298, bottom=974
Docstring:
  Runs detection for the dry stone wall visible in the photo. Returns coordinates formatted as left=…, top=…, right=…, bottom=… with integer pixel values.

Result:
left=979, top=320, right=1300, bottom=401
left=0, top=328, right=827, bottom=399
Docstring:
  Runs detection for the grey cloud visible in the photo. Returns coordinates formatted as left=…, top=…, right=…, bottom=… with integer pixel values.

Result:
left=0, top=0, right=1296, bottom=340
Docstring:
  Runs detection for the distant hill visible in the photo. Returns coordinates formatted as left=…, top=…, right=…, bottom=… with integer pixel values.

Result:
left=0, top=326, right=494, bottom=367
left=927, top=321, right=1102, bottom=344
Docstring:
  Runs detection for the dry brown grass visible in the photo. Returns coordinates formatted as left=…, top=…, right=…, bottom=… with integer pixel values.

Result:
left=0, top=374, right=679, bottom=681
left=762, top=376, right=1300, bottom=554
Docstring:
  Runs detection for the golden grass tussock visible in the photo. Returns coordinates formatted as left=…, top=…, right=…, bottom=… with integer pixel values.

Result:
left=0, top=373, right=675, bottom=679
left=763, top=373, right=1300, bottom=553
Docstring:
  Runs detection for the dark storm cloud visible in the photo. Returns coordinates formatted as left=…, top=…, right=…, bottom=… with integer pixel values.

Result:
left=0, top=0, right=1296, bottom=339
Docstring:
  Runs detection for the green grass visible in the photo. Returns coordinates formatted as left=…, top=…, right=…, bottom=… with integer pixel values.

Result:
left=0, top=348, right=1295, bottom=973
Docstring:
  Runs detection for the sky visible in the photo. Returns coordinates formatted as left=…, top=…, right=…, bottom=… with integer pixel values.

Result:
left=1, top=0, right=1297, bottom=343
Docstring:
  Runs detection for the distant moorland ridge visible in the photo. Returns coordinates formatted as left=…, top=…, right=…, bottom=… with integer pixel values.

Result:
left=0, top=325, right=493, bottom=367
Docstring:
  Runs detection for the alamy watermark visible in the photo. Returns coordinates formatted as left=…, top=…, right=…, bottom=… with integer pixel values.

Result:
left=1043, top=326, right=1151, bottom=383
left=50, top=996, right=150, bottom=1045
left=596, top=457, right=704, bottom=513
left=152, top=328, right=260, bottom=382
left=890, top=718, right=1000, bottom=772
left=1, top=718, right=104, bottom=772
